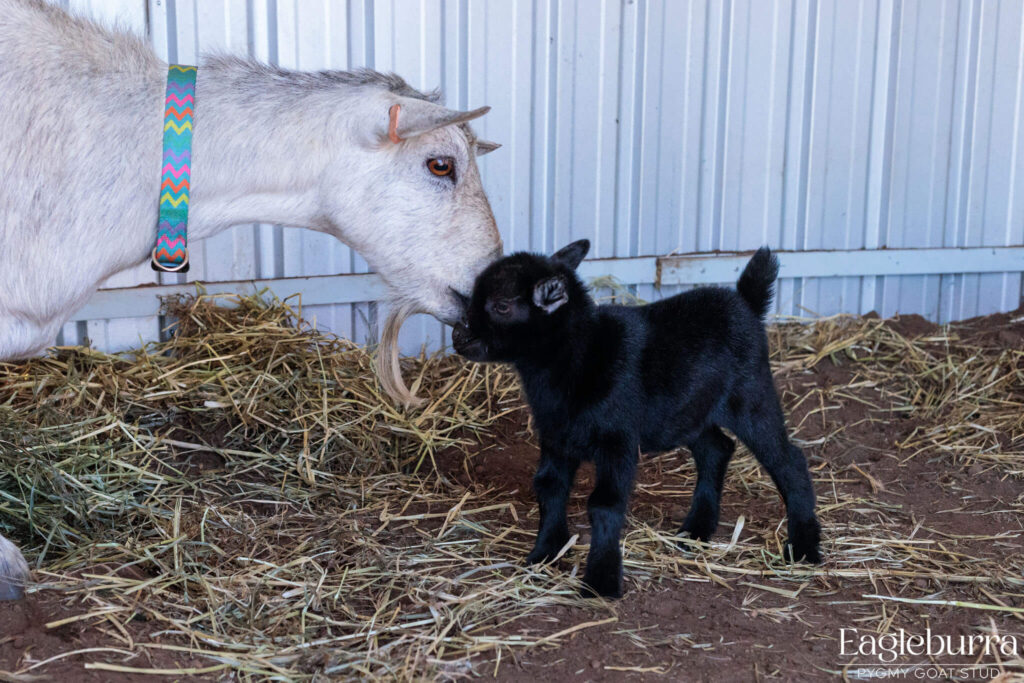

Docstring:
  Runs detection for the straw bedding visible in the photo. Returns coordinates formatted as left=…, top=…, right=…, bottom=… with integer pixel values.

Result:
left=1, top=293, right=1022, bottom=680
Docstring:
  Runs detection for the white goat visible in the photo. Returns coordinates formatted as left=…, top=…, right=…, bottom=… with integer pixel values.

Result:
left=0, top=0, right=503, bottom=600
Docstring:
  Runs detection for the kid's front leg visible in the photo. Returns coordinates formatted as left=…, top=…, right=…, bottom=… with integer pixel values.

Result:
left=583, top=442, right=638, bottom=598
left=526, top=450, right=579, bottom=565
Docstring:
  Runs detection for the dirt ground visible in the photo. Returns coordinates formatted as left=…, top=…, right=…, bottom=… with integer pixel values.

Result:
left=1, top=302, right=1023, bottom=682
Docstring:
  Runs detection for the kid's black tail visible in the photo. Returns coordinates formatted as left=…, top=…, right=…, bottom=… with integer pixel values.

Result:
left=736, top=247, right=779, bottom=320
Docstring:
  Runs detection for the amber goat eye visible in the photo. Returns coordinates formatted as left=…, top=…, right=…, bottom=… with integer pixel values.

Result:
left=427, top=157, right=454, bottom=177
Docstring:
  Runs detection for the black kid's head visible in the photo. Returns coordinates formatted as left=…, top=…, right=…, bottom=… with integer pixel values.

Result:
left=452, top=239, right=591, bottom=362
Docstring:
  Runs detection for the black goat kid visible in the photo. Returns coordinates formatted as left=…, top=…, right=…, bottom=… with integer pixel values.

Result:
left=452, top=241, right=821, bottom=598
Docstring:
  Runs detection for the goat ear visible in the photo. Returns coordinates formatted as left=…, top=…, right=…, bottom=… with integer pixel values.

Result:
left=551, top=239, right=590, bottom=270
left=533, top=276, right=569, bottom=314
left=476, top=140, right=501, bottom=156
left=385, top=98, right=491, bottom=143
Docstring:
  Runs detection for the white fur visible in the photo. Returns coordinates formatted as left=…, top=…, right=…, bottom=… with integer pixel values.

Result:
left=0, top=0, right=503, bottom=598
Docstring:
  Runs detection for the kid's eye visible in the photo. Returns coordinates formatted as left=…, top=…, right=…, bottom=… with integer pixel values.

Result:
left=427, top=157, right=454, bottom=177
left=492, top=301, right=512, bottom=316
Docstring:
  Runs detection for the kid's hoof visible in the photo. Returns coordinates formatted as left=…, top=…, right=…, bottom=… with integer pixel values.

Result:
left=786, top=518, right=822, bottom=564
left=0, top=535, right=30, bottom=601
left=581, top=572, right=622, bottom=599
left=679, top=506, right=718, bottom=545
left=675, top=533, right=710, bottom=554
left=786, top=542, right=822, bottom=564
left=525, top=537, right=570, bottom=565
left=676, top=512, right=716, bottom=553
left=525, top=549, right=557, bottom=565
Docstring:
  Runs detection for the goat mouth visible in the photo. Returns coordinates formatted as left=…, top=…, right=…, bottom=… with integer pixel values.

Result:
left=451, top=322, right=476, bottom=346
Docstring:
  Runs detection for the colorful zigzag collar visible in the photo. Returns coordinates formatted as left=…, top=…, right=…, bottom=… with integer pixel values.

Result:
left=151, top=64, right=196, bottom=273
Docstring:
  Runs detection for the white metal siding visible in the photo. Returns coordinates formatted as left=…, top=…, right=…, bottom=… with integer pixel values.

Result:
left=53, top=0, right=1024, bottom=353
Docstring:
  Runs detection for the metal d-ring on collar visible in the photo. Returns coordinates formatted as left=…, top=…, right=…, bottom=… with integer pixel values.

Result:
left=151, top=64, right=196, bottom=273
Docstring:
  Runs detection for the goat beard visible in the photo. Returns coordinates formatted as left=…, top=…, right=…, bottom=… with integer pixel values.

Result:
left=375, top=301, right=426, bottom=408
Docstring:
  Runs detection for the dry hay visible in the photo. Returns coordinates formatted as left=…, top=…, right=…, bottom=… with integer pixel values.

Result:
left=1, top=293, right=1022, bottom=680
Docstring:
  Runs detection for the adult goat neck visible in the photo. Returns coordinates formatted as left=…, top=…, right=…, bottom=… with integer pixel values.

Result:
left=0, top=0, right=503, bottom=600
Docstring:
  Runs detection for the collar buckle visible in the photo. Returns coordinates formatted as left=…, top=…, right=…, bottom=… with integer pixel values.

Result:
left=151, top=247, right=190, bottom=273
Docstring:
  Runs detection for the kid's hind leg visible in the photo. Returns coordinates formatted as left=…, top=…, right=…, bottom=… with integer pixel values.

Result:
left=728, top=380, right=821, bottom=563
left=678, top=426, right=735, bottom=543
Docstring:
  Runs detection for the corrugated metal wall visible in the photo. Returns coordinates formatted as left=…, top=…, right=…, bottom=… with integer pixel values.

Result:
left=56, top=0, right=1024, bottom=353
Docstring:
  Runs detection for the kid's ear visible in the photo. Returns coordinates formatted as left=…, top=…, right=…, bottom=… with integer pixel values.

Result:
left=552, top=239, right=590, bottom=270
left=533, top=276, right=569, bottom=313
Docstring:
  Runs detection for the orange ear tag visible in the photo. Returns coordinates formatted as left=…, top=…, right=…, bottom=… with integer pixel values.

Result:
left=388, top=104, right=403, bottom=144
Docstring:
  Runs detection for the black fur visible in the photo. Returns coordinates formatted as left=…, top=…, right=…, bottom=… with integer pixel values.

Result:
left=736, top=248, right=779, bottom=319
left=453, top=241, right=821, bottom=598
